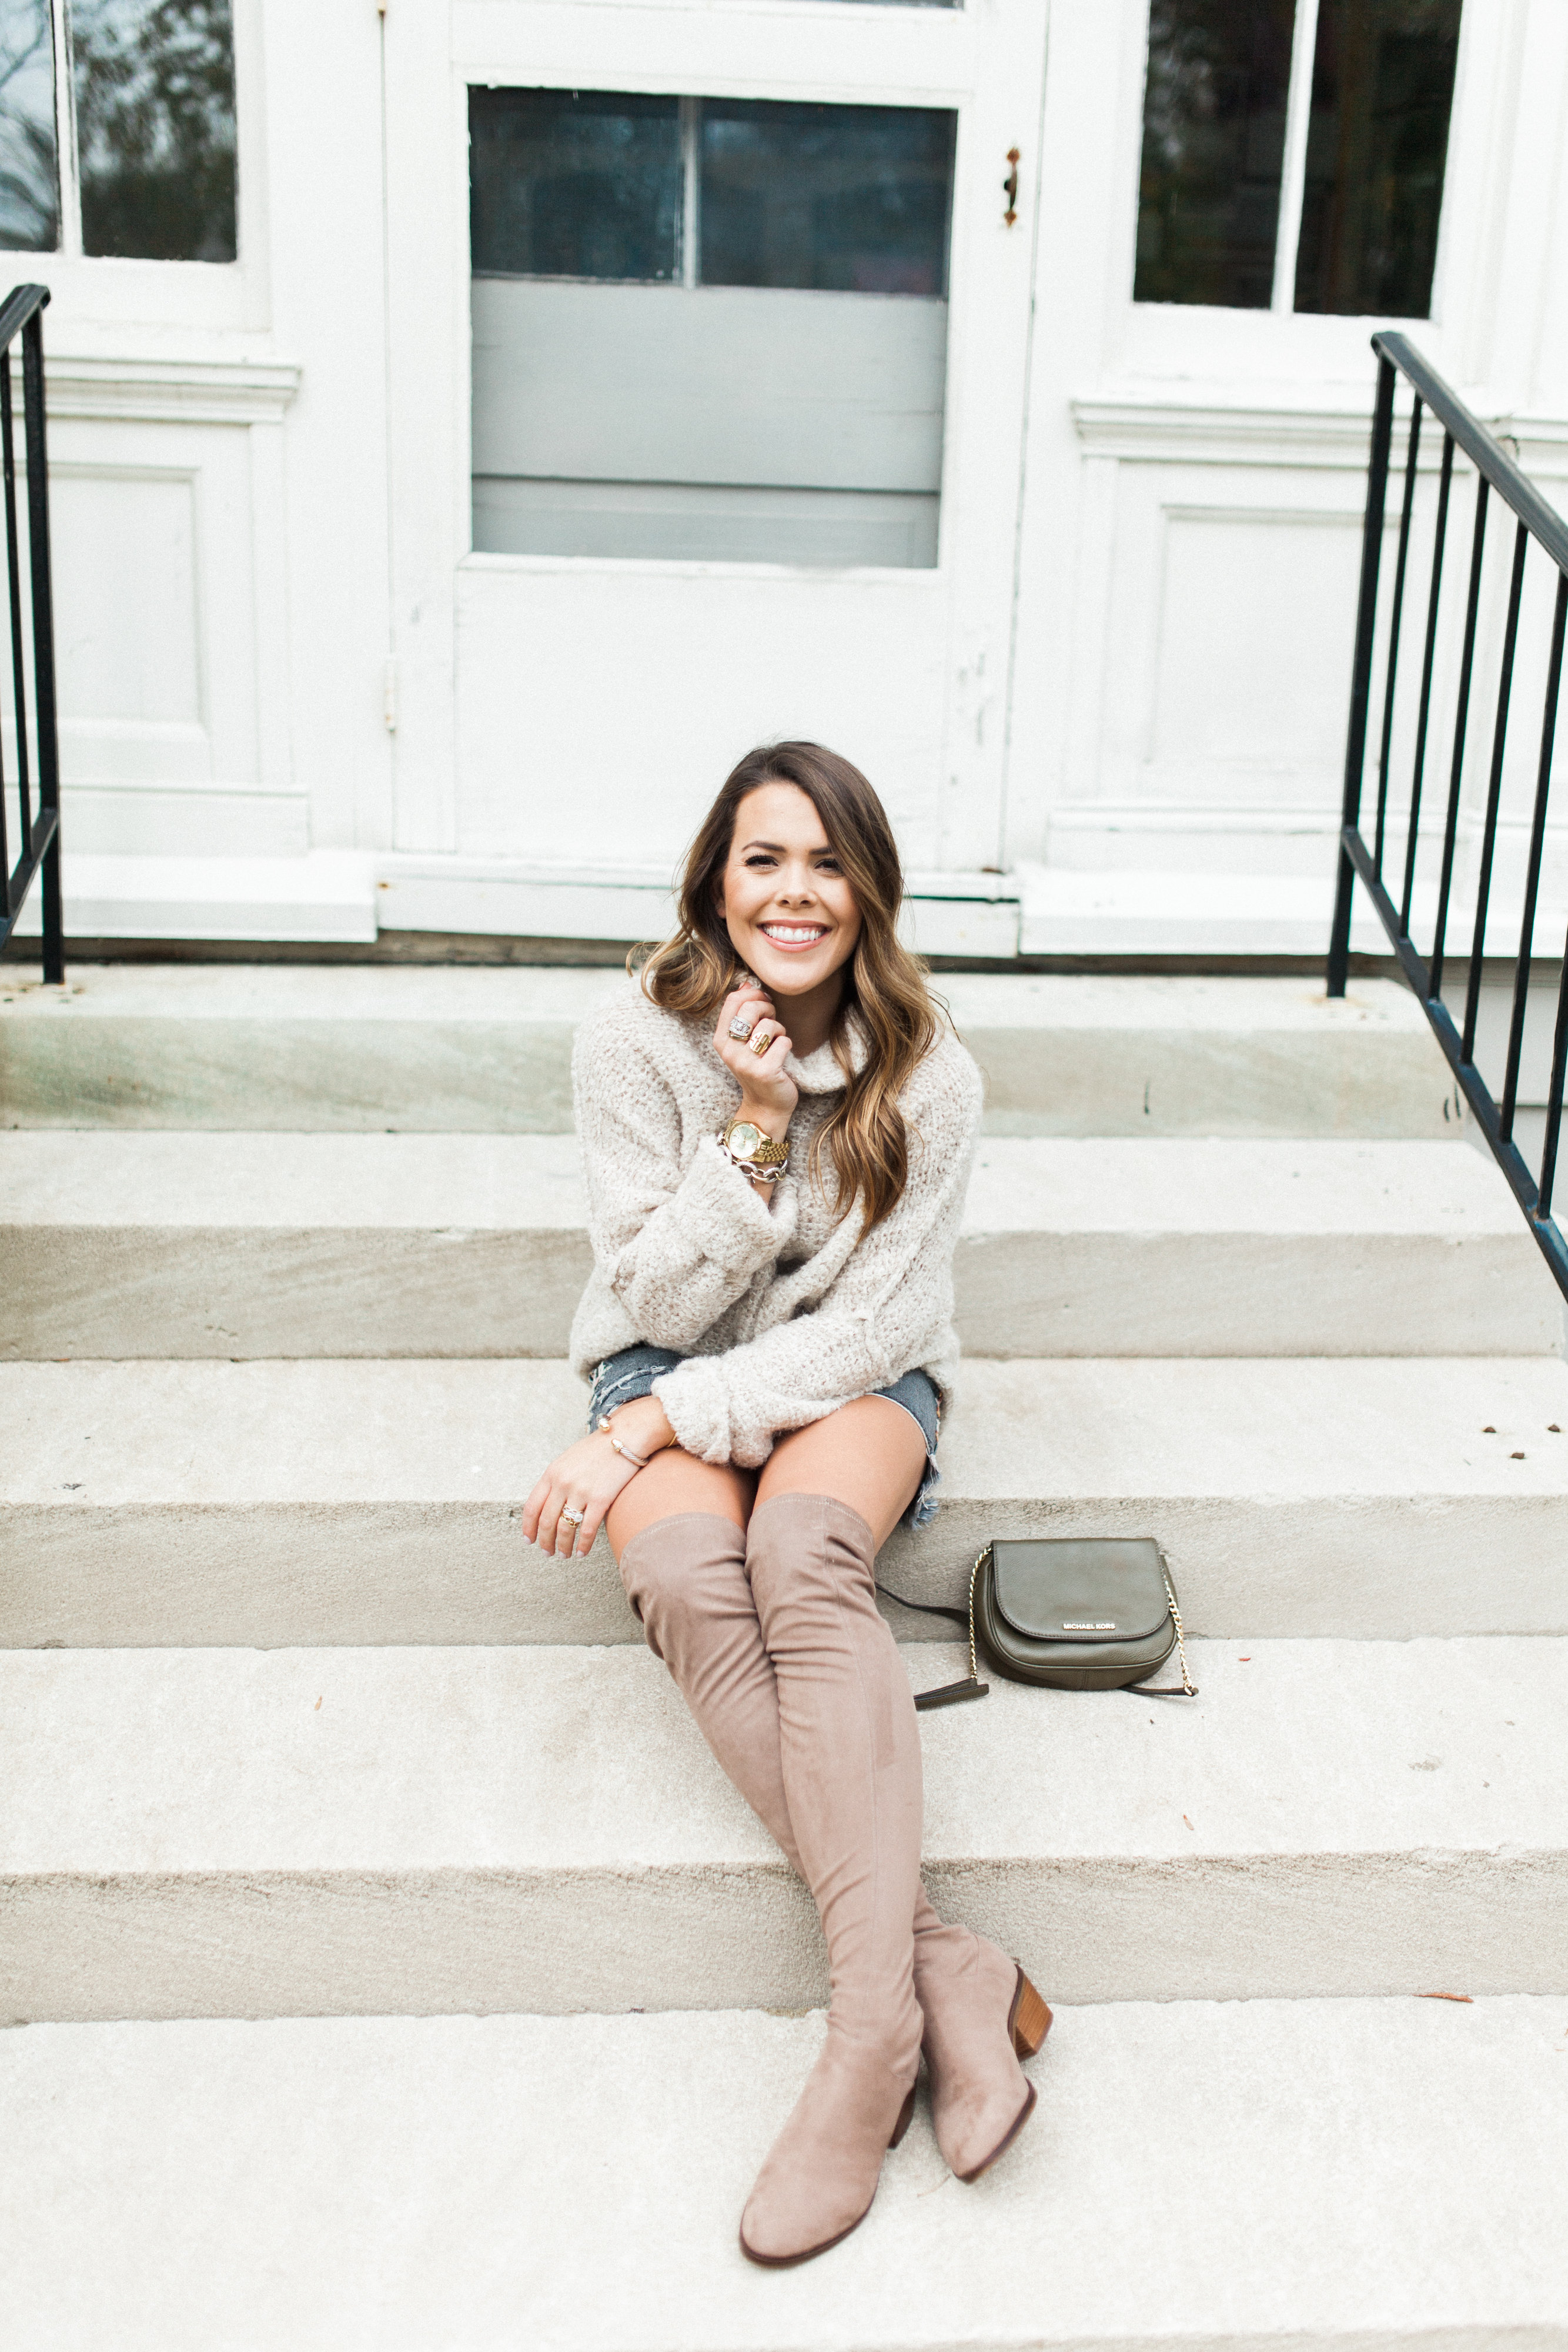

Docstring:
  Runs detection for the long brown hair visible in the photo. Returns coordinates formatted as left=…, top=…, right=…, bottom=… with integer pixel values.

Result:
left=636, top=741, right=942, bottom=1231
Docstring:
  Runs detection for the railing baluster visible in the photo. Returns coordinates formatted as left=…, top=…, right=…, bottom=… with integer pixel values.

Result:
left=1334, top=330, right=1568, bottom=1303
left=1375, top=395, right=1422, bottom=875
left=1461, top=522, right=1529, bottom=1064
left=1429, top=460, right=1485, bottom=1000
left=1, top=346, right=31, bottom=868
left=22, top=308, right=62, bottom=983
left=0, top=283, right=62, bottom=980
left=1540, top=918, right=1568, bottom=1220
left=1328, top=355, right=1397, bottom=996
left=1500, top=571, right=1567, bottom=1142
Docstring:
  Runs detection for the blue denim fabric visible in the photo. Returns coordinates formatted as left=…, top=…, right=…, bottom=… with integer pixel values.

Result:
left=586, top=1344, right=942, bottom=1531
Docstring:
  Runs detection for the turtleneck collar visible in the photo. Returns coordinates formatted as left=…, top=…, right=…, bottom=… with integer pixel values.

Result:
left=786, top=1006, right=868, bottom=1094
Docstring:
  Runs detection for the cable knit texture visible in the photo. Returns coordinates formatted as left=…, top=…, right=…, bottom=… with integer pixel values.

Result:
left=569, top=981, right=984, bottom=1466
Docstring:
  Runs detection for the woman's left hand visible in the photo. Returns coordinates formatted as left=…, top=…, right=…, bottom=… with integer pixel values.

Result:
left=521, top=1431, right=642, bottom=1559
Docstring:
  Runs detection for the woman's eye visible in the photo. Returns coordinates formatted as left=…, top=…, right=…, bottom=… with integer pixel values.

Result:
left=744, top=854, right=775, bottom=870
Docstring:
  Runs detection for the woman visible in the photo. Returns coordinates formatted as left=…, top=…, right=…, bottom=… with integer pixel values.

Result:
left=522, top=741, right=1049, bottom=2267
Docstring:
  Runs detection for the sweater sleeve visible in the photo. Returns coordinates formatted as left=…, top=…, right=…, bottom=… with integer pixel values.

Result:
left=653, top=1045, right=982, bottom=1465
left=573, top=1015, right=798, bottom=1349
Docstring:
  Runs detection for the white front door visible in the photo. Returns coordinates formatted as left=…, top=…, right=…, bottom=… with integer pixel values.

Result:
left=380, top=0, right=1050, bottom=904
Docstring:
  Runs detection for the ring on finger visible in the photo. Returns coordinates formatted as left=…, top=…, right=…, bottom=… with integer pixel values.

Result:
left=749, top=1027, right=774, bottom=1056
left=560, top=1504, right=585, bottom=1528
left=728, top=1014, right=755, bottom=1040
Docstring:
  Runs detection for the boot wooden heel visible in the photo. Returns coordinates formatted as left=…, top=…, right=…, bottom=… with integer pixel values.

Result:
left=1009, top=1968, right=1052, bottom=2060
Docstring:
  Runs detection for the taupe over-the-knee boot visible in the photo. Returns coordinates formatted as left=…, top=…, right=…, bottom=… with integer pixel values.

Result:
left=618, top=1509, right=1049, bottom=2194
left=737, top=1491, right=925, bottom=2264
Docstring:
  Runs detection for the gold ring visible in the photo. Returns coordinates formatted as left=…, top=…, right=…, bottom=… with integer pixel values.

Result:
left=749, top=1028, right=773, bottom=1056
left=560, top=1505, right=584, bottom=1527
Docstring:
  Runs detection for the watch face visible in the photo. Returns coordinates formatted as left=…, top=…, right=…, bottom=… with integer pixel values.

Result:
left=730, top=1122, right=765, bottom=1155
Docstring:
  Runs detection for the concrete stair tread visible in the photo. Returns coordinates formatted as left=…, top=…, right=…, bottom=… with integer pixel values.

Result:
left=5, top=1996, right=1566, bottom=2351
left=6, top=1356, right=1567, bottom=1648
left=12, top=1132, right=1559, bottom=1362
left=2, top=967, right=1462, bottom=1135
left=8, top=1354, right=1565, bottom=1505
left=5, top=1639, right=1565, bottom=2017
left=0, top=964, right=1436, bottom=1030
left=8, top=1636, right=1564, bottom=1874
left=0, top=1130, right=1522, bottom=1232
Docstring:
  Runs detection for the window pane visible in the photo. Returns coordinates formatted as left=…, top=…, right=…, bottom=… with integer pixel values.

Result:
left=1293, top=0, right=1460, bottom=317
left=700, top=101, right=955, bottom=295
left=0, top=0, right=58, bottom=252
left=1134, top=0, right=1296, bottom=308
left=72, top=0, right=237, bottom=261
left=470, top=88, right=681, bottom=282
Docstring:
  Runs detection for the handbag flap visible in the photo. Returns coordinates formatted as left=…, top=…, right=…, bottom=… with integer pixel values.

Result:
left=991, top=1538, right=1171, bottom=1644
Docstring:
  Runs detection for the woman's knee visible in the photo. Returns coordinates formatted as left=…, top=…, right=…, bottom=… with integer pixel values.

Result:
left=606, top=1448, right=754, bottom=1562
left=756, top=1398, right=927, bottom=1555
left=616, top=1498, right=753, bottom=1663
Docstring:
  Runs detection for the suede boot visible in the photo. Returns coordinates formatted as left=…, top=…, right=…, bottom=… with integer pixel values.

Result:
left=914, top=1924, right=1052, bottom=2180
left=737, top=1492, right=924, bottom=2264
left=618, top=1511, right=1049, bottom=2193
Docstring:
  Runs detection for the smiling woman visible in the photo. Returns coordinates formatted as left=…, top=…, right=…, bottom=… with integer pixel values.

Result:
left=519, top=740, right=1051, bottom=2266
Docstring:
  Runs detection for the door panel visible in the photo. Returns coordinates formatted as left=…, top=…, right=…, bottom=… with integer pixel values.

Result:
left=384, top=1, right=1048, bottom=876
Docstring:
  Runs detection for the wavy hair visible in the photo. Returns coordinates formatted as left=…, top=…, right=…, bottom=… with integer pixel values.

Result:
left=636, top=741, right=942, bottom=1231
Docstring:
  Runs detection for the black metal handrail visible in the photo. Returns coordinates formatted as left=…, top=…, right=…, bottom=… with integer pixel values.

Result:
left=0, top=282, right=62, bottom=984
left=1328, top=332, right=1568, bottom=1304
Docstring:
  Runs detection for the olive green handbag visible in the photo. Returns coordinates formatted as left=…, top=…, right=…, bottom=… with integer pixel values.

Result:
left=881, top=1536, right=1197, bottom=1709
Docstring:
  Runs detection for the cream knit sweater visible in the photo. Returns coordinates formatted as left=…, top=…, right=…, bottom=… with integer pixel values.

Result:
left=569, top=983, right=984, bottom=1466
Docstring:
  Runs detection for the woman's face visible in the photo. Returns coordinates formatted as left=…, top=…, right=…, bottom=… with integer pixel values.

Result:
left=716, top=781, right=862, bottom=999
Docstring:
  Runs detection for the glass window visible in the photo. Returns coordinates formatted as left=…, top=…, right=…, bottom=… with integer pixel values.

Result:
left=71, top=0, right=237, bottom=261
left=1134, top=0, right=1463, bottom=316
left=470, top=89, right=954, bottom=567
left=1134, top=0, right=1297, bottom=309
left=0, top=0, right=59, bottom=252
left=700, top=100, right=955, bottom=295
left=470, top=88, right=682, bottom=282
left=1293, top=0, right=1460, bottom=316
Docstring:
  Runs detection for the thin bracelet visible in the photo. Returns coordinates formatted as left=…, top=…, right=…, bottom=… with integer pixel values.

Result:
left=598, top=1414, right=660, bottom=1470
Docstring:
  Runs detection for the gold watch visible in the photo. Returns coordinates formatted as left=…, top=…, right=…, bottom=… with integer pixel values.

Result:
left=720, top=1115, right=790, bottom=1180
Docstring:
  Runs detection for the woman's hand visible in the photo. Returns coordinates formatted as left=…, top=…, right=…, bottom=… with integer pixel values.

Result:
left=713, top=980, right=797, bottom=1137
left=520, top=1396, right=677, bottom=1558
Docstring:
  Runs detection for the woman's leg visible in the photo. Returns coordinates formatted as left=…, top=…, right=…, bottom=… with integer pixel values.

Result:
left=756, top=1401, right=1047, bottom=2195
left=733, top=1401, right=930, bottom=2261
left=609, top=1409, right=1042, bottom=2219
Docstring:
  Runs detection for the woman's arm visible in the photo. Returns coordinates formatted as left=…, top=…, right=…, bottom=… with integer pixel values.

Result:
left=651, top=1045, right=982, bottom=1465
left=573, top=985, right=802, bottom=1349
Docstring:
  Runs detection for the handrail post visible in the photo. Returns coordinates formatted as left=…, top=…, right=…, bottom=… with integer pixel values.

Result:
left=21, top=303, right=62, bottom=983
left=1328, top=352, right=1397, bottom=996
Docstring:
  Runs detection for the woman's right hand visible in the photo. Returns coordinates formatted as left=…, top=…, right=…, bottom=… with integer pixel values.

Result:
left=713, top=980, right=797, bottom=1134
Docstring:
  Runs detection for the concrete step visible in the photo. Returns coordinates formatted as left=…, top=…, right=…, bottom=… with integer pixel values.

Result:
left=5, top=1132, right=1559, bottom=1361
left=5, top=1996, right=1564, bottom=2352
left=4, top=1635, right=1564, bottom=2022
left=1, top=965, right=1462, bottom=1135
left=7, top=1354, right=1567, bottom=1651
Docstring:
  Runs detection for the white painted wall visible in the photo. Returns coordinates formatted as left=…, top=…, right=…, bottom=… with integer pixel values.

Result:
left=3, top=0, right=1565, bottom=954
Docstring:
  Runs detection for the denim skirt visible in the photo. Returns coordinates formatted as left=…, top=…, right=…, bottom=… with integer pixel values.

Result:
left=586, top=1342, right=942, bottom=1531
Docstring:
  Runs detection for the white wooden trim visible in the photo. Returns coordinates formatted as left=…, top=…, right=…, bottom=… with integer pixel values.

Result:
left=43, top=355, right=301, bottom=425
left=1271, top=0, right=1321, bottom=315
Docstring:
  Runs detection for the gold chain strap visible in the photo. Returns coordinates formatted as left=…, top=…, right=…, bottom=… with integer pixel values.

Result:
left=965, top=1545, right=989, bottom=1684
left=1163, top=1571, right=1196, bottom=1697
